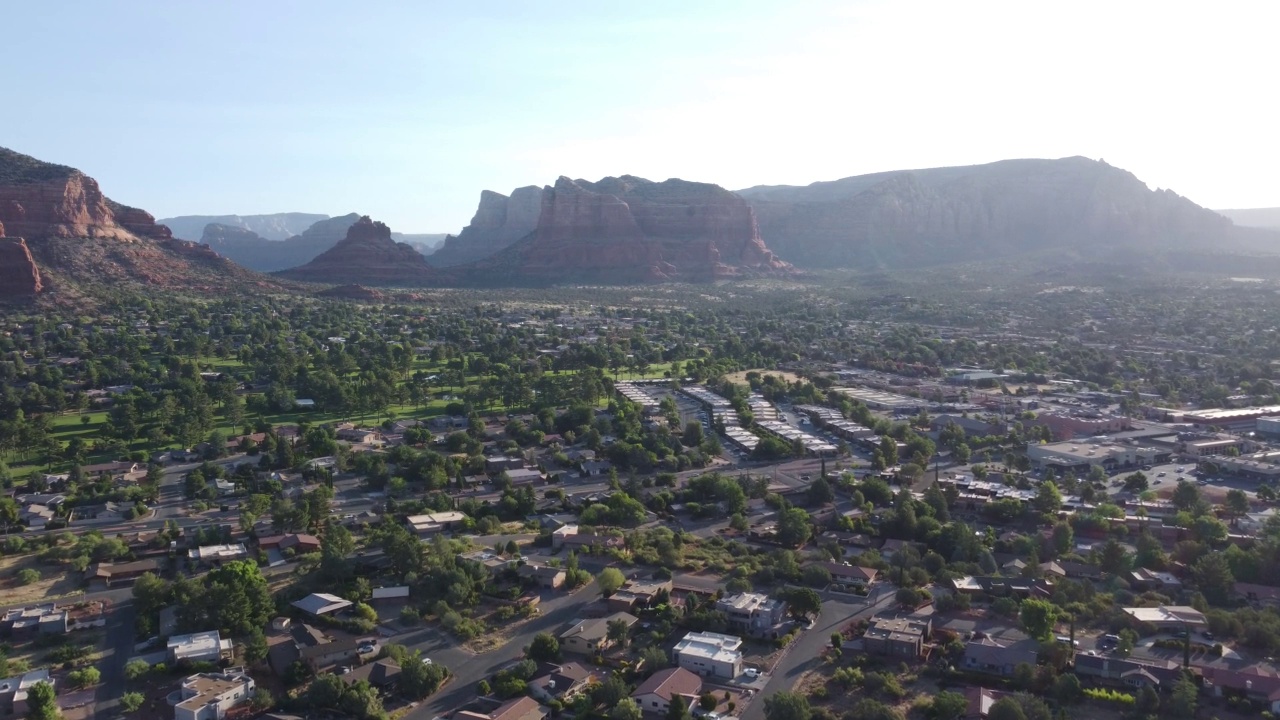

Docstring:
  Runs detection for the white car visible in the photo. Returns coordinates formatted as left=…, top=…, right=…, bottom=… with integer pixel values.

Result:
left=743, top=668, right=760, bottom=679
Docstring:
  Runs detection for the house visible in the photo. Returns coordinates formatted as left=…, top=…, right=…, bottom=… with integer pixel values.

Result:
left=0, top=669, right=53, bottom=717
left=405, top=511, right=468, bottom=536
left=673, top=631, right=743, bottom=679
left=862, top=616, right=932, bottom=658
left=1122, top=605, right=1207, bottom=628
left=173, top=670, right=255, bottom=720
left=528, top=662, right=593, bottom=703
left=458, top=550, right=519, bottom=576
left=581, top=461, right=614, bottom=477
left=168, top=631, right=234, bottom=664
left=257, top=534, right=322, bottom=555
left=70, top=501, right=125, bottom=524
left=1202, top=665, right=1280, bottom=713
left=370, top=586, right=411, bottom=605
left=963, top=688, right=1009, bottom=720
left=341, top=660, right=401, bottom=689
left=455, top=696, right=547, bottom=720
left=519, top=563, right=567, bottom=589
left=716, top=593, right=788, bottom=638
left=1072, top=654, right=1181, bottom=690
left=559, top=612, right=638, bottom=655
left=85, top=557, right=165, bottom=588
left=1129, top=568, right=1183, bottom=592
left=1235, top=582, right=1280, bottom=607
left=292, top=593, right=353, bottom=617
left=608, top=579, right=672, bottom=612
left=19, top=503, right=56, bottom=527
left=486, top=456, right=526, bottom=474
left=551, top=524, right=578, bottom=550
left=336, top=427, right=380, bottom=444
left=631, top=667, right=703, bottom=715
left=505, top=468, right=544, bottom=485
left=818, top=562, right=879, bottom=586
left=188, top=544, right=249, bottom=564
left=562, top=532, right=624, bottom=553
left=1, top=602, right=107, bottom=636
left=297, top=634, right=363, bottom=672
left=961, top=639, right=1037, bottom=676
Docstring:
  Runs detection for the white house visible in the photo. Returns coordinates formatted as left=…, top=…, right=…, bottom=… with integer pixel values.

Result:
left=168, top=631, right=233, bottom=664
left=173, top=670, right=255, bottom=720
left=673, top=631, right=743, bottom=679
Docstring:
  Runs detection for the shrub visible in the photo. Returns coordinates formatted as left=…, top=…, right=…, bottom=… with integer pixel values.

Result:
left=1082, top=688, right=1135, bottom=705
left=16, top=568, right=40, bottom=585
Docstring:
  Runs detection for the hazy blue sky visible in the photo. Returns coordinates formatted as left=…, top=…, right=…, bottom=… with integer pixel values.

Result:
left=7, top=0, right=1276, bottom=232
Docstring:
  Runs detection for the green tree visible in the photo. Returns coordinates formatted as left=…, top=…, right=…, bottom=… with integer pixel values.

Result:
left=400, top=655, right=449, bottom=699
left=764, top=691, right=811, bottom=720
left=682, top=421, right=704, bottom=448
left=597, top=567, right=625, bottom=595
left=806, top=476, right=834, bottom=506
left=1191, top=553, right=1235, bottom=606
left=124, top=659, right=151, bottom=681
left=667, top=694, right=692, bottom=720
left=930, top=691, right=968, bottom=720
left=607, top=617, right=632, bottom=648
left=16, top=568, right=40, bottom=585
left=1224, top=488, right=1250, bottom=524
left=1019, top=598, right=1059, bottom=642
left=1170, top=674, right=1197, bottom=718
left=777, top=507, right=812, bottom=547
left=120, top=691, right=145, bottom=713
left=179, top=560, right=273, bottom=637
left=67, top=667, right=100, bottom=688
left=1033, top=481, right=1062, bottom=515
left=527, top=632, right=561, bottom=662
left=699, top=693, right=718, bottom=712
left=26, top=681, right=61, bottom=720
left=612, top=699, right=643, bottom=720
left=243, top=628, right=269, bottom=664
left=783, top=587, right=823, bottom=620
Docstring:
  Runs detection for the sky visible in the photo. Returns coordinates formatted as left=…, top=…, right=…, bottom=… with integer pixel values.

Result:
left=6, top=0, right=1277, bottom=233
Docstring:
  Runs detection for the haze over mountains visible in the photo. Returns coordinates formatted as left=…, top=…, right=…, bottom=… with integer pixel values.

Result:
left=161, top=213, right=327, bottom=242
left=3, top=144, right=1279, bottom=300
left=1216, top=208, right=1280, bottom=231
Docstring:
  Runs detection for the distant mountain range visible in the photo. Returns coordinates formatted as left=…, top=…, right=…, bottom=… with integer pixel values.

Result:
left=161, top=213, right=327, bottom=241
left=1216, top=207, right=1280, bottom=231
left=5, top=144, right=1280, bottom=298
left=735, top=157, right=1271, bottom=268
left=193, top=214, right=446, bottom=272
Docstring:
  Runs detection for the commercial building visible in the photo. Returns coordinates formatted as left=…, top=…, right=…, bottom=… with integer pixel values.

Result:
left=1025, top=439, right=1164, bottom=474
left=834, top=387, right=925, bottom=413
left=755, top=420, right=837, bottom=455
left=1027, top=412, right=1130, bottom=441
left=1210, top=451, right=1280, bottom=481
left=168, top=631, right=234, bottom=664
left=715, top=593, right=788, bottom=638
left=862, top=616, right=932, bottom=658
left=1183, top=406, right=1280, bottom=431
left=673, top=631, right=743, bottom=679
left=173, top=670, right=255, bottom=720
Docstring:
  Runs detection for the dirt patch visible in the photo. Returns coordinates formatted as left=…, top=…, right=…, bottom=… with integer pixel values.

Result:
left=0, top=554, right=83, bottom=606
left=724, top=370, right=804, bottom=385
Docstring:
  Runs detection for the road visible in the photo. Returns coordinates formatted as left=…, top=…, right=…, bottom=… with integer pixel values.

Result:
left=740, top=586, right=897, bottom=720
left=402, top=580, right=603, bottom=720
left=95, top=598, right=136, bottom=719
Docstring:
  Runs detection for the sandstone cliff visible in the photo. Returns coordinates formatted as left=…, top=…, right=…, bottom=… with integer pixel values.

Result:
left=460, top=175, right=791, bottom=285
left=0, top=146, right=269, bottom=295
left=428, top=186, right=545, bottom=267
left=0, top=220, right=43, bottom=297
left=737, top=157, right=1260, bottom=268
left=275, top=215, right=439, bottom=285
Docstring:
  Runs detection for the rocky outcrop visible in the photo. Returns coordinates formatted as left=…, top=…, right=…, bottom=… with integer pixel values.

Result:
left=460, top=176, right=791, bottom=284
left=160, top=212, right=329, bottom=241
left=0, top=227, right=43, bottom=297
left=737, top=157, right=1262, bottom=268
left=0, top=146, right=270, bottom=294
left=195, top=213, right=359, bottom=272
left=428, top=186, right=544, bottom=267
left=276, top=215, right=439, bottom=285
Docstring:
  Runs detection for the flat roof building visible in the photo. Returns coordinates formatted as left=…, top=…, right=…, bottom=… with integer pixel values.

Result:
left=168, top=631, right=234, bottom=664
left=673, top=631, right=743, bottom=679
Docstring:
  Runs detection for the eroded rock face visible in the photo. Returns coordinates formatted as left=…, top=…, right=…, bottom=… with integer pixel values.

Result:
left=316, top=284, right=384, bottom=301
left=0, top=146, right=272, bottom=293
left=463, top=175, right=791, bottom=284
left=737, top=156, right=1247, bottom=268
left=0, top=235, right=43, bottom=297
left=276, top=215, right=438, bottom=285
left=428, top=186, right=544, bottom=267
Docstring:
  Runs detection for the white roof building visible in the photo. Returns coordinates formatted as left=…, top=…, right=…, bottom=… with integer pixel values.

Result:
left=1123, top=605, right=1207, bottom=626
left=167, top=630, right=233, bottom=663
left=291, top=593, right=354, bottom=617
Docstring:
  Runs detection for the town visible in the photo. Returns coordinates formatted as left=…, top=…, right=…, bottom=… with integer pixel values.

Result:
left=3, top=275, right=1280, bottom=720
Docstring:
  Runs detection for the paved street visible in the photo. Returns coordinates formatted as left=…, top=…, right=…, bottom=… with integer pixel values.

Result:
left=740, top=587, right=896, bottom=720
left=402, top=580, right=602, bottom=720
